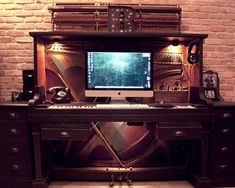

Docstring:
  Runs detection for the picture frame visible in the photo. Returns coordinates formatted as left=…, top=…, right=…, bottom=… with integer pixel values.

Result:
left=203, top=70, right=219, bottom=101
left=204, top=88, right=217, bottom=100
left=203, top=70, right=218, bottom=88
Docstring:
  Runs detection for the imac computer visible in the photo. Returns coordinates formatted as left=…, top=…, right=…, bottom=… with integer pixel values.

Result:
left=85, top=51, right=153, bottom=103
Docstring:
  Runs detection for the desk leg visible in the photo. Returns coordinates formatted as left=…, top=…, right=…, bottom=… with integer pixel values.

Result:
left=200, top=131, right=209, bottom=180
left=191, top=126, right=211, bottom=188
left=32, top=123, right=47, bottom=188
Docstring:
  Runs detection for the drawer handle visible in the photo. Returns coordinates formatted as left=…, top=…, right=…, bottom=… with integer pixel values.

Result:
left=222, top=129, right=231, bottom=135
left=11, top=147, right=19, bottom=154
left=26, top=90, right=33, bottom=94
left=175, top=131, right=184, bottom=137
left=9, top=128, right=17, bottom=135
left=12, top=164, right=20, bottom=171
left=8, top=113, right=17, bottom=120
left=60, top=131, right=70, bottom=138
left=223, top=113, right=232, bottom=119
left=220, top=147, right=229, bottom=153
left=220, top=164, right=228, bottom=170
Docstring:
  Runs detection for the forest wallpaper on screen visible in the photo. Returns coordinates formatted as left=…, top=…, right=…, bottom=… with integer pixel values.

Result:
left=87, top=52, right=151, bottom=89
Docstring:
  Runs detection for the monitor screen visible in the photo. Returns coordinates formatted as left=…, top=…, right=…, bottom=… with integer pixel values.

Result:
left=85, top=51, right=153, bottom=100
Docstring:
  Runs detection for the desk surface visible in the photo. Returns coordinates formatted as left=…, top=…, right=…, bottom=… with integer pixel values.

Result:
left=28, top=103, right=213, bottom=123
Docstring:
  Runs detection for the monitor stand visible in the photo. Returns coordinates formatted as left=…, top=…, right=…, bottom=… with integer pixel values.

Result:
left=110, top=97, right=128, bottom=104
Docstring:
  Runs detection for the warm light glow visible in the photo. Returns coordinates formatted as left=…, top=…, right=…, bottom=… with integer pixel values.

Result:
left=168, top=45, right=181, bottom=54
left=51, top=42, right=62, bottom=52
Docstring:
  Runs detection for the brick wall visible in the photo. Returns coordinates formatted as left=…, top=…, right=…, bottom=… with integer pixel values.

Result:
left=0, top=0, right=235, bottom=102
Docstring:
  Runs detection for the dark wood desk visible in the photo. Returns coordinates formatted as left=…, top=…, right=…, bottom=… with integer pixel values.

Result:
left=28, top=105, right=213, bottom=188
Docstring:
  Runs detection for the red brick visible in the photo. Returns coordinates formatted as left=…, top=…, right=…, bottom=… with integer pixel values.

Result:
left=15, top=23, right=35, bottom=30
left=220, top=85, right=234, bottom=91
left=200, top=6, right=221, bottom=13
left=0, top=18, right=5, bottom=23
left=3, top=4, right=23, bottom=10
left=0, top=23, right=16, bottom=30
left=6, top=17, right=24, bottom=23
left=35, top=23, right=52, bottom=30
left=217, top=32, right=234, bottom=39
left=218, top=71, right=234, bottom=78
left=209, top=26, right=226, bottom=32
left=220, top=7, right=235, bottom=13
left=6, top=30, right=25, bottom=37
left=15, top=10, right=34, bottom=17
left=0, top=63, right=17, bottom=70
left=24, top=4, right=45, bottom=10
left=0, top=50, right=17, bottom=57
left=0, top=31, right=5, bottom=36
left=25, top=17, right=43, bottom=23
left=1, top=70, right=22, bottom=76
left=0, top=11, right=15, bottom=17
left=216, top=46, right=234, bottom=52
left=15, top=37, right=33, bottom=43
left=34, top=10, right=51, bottom=17
left=0, top=36, right=14, bottom=43
left=3, top=57, right=26, bottom=63
left=17, top=63, right=33, bottom=70
left=0, top=0, right=14, bottom=4
left=16, top=0, right=35, bottom=4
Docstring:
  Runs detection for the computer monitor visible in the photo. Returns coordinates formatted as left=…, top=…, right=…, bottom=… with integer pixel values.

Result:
left=85, top=51, right=153, bottom=103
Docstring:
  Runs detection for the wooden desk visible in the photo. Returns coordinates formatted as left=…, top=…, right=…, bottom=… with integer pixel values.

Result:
left=28, top=105, right=213, bottom=188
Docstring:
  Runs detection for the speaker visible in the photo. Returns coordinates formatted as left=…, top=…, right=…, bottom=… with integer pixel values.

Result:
left=23, top=69, right=34, bottom=87
left=22, top=69, right=34, bottom=101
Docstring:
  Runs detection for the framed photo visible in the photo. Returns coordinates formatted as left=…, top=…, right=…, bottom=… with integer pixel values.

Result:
left=204, top=88, right=217, bottom=100
left=203, top=71, right=218, bottom=88
left=203, top=70, right=219, bottom=101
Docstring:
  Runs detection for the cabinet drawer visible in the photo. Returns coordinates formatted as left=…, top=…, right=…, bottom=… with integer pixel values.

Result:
left=0, top=140, right=32, bottom=159
left=212, top=123, right=235, bottom=143
left=0, top=160, right=32, bottom=177
left=210, top=158, right=235, bottom=175
left=0, top=180, right=32, bottom=188
left=216, top=111, right=235, bottom=121
left=156, top=122, right=202, bottom=140
left=41, top=128, right=88, bottom=140
left=0, top=123, right=30, bottom=140
left=0, top=110, right=27, bottom=121
left=210, top=143, right=234, bottom=157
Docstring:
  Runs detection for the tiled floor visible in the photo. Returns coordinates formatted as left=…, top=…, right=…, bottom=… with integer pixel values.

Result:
left=48, top=181, right=194, bottom=188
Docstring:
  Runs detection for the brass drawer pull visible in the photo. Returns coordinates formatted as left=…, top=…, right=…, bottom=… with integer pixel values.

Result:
left=12, top=164, right=20, bottom=170
left=9, top=128, right=17, bottom=135
left=220, top=164, right=228, bottom=170
left=11, top=147, right=19, bottom=154
left=8, top=113, right=17, bottom=120
left=60, top=131, right=70, bottom=138
left=175, top=131, right=184, bottom=137
left=220, top=147, right=229, bottom=153
left=27, top=90, right=33, bottom=94
left=223, top=113, right=232, bottom=119
left=222, top=128, right=231, bottom=135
